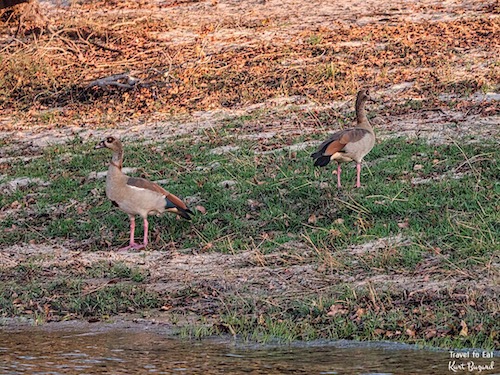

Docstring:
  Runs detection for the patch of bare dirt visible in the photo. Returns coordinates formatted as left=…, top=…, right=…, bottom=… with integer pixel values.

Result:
left=2, top=239, right=497, bottom=310
left=0, top=177, right=50, bottom=194
left=347, top=234, right=411, bottom=255
left=0, top=97, right=498, bottom=153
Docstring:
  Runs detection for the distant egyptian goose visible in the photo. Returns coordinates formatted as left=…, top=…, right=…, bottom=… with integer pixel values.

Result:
left=95, top=137, right=193, bottom=250
left=311, top=89, right=376, bottom=188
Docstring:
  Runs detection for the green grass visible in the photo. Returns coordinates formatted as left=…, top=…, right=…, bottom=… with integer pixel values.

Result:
left=208, top=283, right=499, bottom=348
left=85, top=261, right=149, bottom=282
left=0, top=277, right=161, bottom=320
left=0, top=131, right=498, bottom=347
left=176, top=285, right=499, bottom=348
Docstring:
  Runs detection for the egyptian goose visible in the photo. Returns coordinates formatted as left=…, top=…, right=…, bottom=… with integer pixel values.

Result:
left=95, top=137, right=193, bottom=250
left=311, top=89, right=376, bottom=188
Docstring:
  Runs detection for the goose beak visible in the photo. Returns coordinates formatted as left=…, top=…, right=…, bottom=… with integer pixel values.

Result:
left=95, top=140, right=106, bottom=149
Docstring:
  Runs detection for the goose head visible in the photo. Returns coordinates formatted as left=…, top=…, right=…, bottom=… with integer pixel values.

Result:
left=95, top=136, right=123, bottom=151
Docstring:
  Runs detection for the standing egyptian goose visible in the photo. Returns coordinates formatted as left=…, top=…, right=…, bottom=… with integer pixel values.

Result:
left=311, top=89, right=376, bottom=188
left=95, top=137, right=193, bottom=250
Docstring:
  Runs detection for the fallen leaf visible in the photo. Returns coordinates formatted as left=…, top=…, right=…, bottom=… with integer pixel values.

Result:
left=10, top=200, right=20, bottom=209
left=327, top=304, right=348, bottom=317
left=406, top=328, right=416, bottom=338
left=413, top=164, right=424, bottom=171
left=459, top=320, right=468, bottom=336
left=260, top=232, right=271, bottom=240
left=258, top=314, right=265, bottom=325
left=253, top=176, right=265, bottom=185
left=308, top=214, right=317, bottom=224
left=195, top=205, right=207, bottom=214
left=201, top=242, right=213, bottom=252
left=329, top=229, right=341, bottom=237
left=398, top=220, right=409, bottom=229
left=247, top=199, right=262, bottom=211
left=355, top=307, right=366, bottom=318
left=425, top=328, right=437, bottom=339
left=374, top=328, right=386, bottom=336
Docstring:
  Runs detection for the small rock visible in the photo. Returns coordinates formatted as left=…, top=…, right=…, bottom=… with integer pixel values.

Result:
left=86, top=171, right=107, bottom=180
left=185, top=194, right=202, bottom=205
left=208, top=161, right=221, bottom=170
left=219, top=180, right=237, bottom=188
left=196, top=162, right=221, bottom=173
left=154, top=179, right=169, bottom=185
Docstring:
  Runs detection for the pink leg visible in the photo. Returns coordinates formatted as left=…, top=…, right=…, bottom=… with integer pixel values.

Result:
left=143, top=218, right=148, bottom=247
left=118, top=216, right=145, bottom=251
left=337, top=164, right=342, bottom=188
left=129, top=216, right=135, bottom=245
left=356, top=163, right=362, bottom=188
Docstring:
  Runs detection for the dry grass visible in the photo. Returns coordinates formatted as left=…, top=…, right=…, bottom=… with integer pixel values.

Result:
left=0, top=0, right=498, bottom=126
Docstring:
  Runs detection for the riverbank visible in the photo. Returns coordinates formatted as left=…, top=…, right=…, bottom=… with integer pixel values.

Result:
left=1, top=0, right=499, bottom=350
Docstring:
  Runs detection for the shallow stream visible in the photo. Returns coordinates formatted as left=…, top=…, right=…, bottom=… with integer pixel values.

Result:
left=0, top=322, right=497, bottom=374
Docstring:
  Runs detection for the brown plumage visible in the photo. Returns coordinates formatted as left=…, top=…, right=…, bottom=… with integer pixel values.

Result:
left=311, top=89, right=376, bottom=188
left=126, top=177, right=190, bottom=215
left=95, top=137, right=193, bottom=250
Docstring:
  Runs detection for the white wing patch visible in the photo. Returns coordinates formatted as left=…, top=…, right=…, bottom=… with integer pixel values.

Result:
left=127, top=185, right=147, bottom=192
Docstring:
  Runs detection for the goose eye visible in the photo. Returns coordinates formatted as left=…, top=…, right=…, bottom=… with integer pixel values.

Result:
left=106, top=137, right=114, bottom=143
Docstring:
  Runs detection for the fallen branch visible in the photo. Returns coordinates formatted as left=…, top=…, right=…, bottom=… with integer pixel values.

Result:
left=86, top=72, right=140, bottom=91
left=88, top=39, right=123, bottom=54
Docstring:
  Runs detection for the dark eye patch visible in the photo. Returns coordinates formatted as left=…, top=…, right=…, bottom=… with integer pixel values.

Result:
left=106, top=137, right=114, bottom=143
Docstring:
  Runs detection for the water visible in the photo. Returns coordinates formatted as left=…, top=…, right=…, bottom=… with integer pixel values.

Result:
left=0, top=323, right=498, bottom=375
